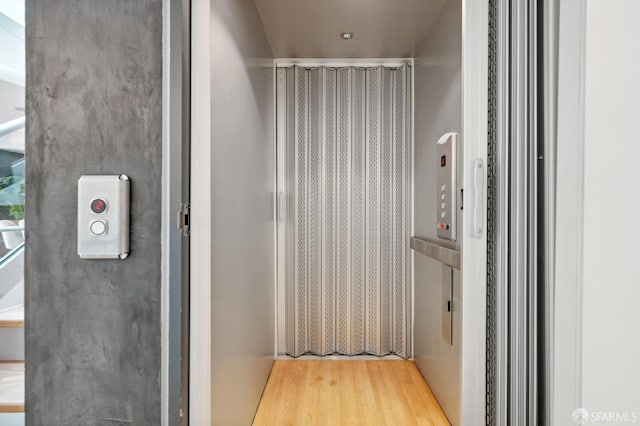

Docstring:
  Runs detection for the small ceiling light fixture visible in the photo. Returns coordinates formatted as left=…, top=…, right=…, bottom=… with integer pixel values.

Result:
left=340, top=32, right=354, bottom=40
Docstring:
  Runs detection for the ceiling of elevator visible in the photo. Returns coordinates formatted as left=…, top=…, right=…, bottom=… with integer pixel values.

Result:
left=254, top=0, right=446, bottom=58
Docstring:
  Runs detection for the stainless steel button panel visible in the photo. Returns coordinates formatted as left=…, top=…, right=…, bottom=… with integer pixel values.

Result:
left=77, top=175, right=130, bottom=259
left=436, top=133, right=458, bottom=240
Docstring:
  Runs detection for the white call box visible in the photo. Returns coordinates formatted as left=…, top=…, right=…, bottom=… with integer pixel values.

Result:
left=77, top=175, right=130, bottom=259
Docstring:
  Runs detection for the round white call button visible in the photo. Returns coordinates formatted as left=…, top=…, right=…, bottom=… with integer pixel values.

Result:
left=90, top=220, right=107, bottom=236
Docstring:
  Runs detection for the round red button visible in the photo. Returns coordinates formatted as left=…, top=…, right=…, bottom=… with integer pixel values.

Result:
left=91, top=199, right=107, bottom=214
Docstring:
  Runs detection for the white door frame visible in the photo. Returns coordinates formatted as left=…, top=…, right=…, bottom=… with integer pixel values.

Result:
left=189, top=0, right=212, bottom=424
left=188, top=0, right=488, bottom=423
left=552, top=0, right=585, bottom=422
left=460, top=0, right=489, bottom=422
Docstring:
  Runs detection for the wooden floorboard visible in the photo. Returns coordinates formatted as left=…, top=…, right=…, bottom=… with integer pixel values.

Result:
left=0, top=305, right=24, bottom=328
left=0, top=362, right=24, bottom=413
left=253, top=360, right=450, bottom=426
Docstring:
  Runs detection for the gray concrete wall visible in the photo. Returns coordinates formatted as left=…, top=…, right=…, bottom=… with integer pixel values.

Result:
left=25, top=0, right=163, bottom=424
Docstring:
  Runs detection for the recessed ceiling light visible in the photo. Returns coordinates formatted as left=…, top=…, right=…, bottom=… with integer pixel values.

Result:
left=340, top=32, right=354, bottom=40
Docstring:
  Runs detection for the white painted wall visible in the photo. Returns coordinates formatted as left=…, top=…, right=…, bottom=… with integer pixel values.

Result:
left=413, top=0, right=488, bottom=424
left=413, top=1, right=462, bottom=423
left=0, top=247, right=23, bottom=360
left=581, top=0, right=640, bottom=419
left=190, top=0, right=276, bottom=424
left=555, top=0, right=640, bottom=423
left=0, top=7, right=25, bottom=87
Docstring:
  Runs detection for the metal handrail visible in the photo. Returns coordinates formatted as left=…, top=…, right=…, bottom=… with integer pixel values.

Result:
left=0, top=116, right=26, bottom=138
left=410, top=236, right=461, bottom=270
left=0, top=241, right=24, bottom=267
left=0, top=225, right=24, bottom=232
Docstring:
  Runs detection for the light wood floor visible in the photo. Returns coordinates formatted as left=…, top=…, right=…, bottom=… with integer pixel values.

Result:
left=0, top=305, right=24, bottom=328
left=253, top=360, right=450, bottom=426
left=0, top=362, right=24, bottom=413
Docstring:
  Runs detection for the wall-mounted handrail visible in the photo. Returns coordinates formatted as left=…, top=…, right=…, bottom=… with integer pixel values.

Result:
left=0, top=242, right=24, bottom=268
left=0, top=225, right=24, bottom=232
left=410, top=236, right=460, bottom=270
left=0, top=116, right=26, bottom=138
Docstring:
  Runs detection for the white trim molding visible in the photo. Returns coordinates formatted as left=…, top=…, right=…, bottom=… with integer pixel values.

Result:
left=553, top=0, right=586, bottom=423
left=460, top=0, right=489, bottom=422
left=190, top=0, right=212, bottom=423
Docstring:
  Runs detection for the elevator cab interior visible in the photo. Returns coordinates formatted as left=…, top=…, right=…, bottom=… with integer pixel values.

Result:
left=198, top=0, right=483, bottom=424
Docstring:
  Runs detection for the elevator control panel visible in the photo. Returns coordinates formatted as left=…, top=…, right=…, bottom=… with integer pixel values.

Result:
left=436, top=133, right=458, bottom=241
left=77, top=175, right=130, bottom=259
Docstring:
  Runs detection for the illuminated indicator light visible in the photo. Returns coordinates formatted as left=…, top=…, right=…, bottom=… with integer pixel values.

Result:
left=91, top=198, right=107, bottom=214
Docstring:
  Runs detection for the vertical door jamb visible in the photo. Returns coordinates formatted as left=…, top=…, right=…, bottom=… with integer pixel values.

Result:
left=189, top=0, right=212, bottom=423
left=460, top=0, right=489, bottom=423
left=276, top=67, right=288, bottom=355
left=163, top=0, right=191, bottom=424
left=179, top=0, right=191, bottom=423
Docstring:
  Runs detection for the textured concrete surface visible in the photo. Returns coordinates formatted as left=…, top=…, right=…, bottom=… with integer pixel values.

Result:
left=25, top=0, right=163, bottom=424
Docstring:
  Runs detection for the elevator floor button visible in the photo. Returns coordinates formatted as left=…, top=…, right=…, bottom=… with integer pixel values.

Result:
left=90, top=220, right=107, bottom=236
